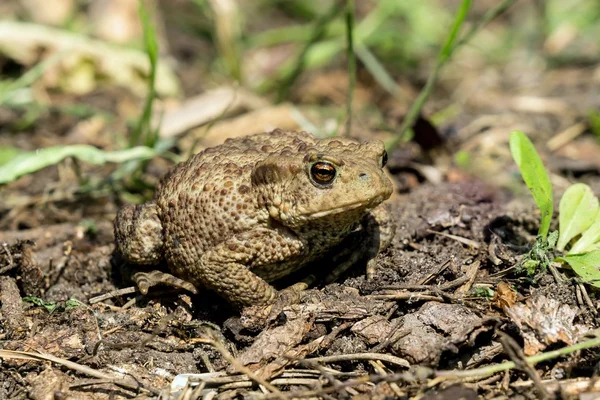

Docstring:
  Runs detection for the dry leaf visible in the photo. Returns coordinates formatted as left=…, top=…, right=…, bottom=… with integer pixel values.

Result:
left=505, top=294, right=589, bottom=356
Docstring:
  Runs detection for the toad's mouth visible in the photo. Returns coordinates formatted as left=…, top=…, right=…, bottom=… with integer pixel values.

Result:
left=305, top=198, right=380, bottom=219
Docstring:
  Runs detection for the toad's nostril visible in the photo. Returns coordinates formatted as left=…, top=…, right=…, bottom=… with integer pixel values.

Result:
left=359, top=172, right=368, bottom=179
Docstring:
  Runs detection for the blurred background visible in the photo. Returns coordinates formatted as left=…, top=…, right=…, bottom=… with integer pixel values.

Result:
left=0, top=0, right=599, bottom=227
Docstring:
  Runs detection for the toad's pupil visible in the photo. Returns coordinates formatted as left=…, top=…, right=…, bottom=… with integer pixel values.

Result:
left=311, top=162, right=336, bottom=184
left=381, top=150, right=388, bottom=167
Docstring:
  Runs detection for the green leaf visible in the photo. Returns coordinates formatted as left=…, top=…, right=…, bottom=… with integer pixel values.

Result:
left=23, top=296, right=57, bottom=313
left=559, top=250, right=600, bottom=288
left=509, top=131, right=554, bottom=239
left=558, top=183, right=599, bottom=251
left=0, top=146, right=20, bottom=166
left=570, top=211, right=600, bottom=254
left=0, top=145, right=157, bottom=185
left=473, top=286, right=494, bottom=298
left=65, top=298, right=85, bottom=310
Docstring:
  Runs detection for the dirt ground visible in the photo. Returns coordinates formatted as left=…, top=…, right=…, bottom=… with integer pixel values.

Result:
left=2, top=1, right=600, bottom=399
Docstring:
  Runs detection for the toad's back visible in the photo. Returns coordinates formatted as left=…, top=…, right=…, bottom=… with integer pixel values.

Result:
left=154, top=130, right=317, bottom=275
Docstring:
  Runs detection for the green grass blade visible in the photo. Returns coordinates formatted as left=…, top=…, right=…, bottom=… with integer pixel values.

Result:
left=509, top=130, right=554, bottom=239
left=345, top=0, right=356, bottom=136
left=0, top=49, right=66, bottom=105
left=130, top=0, right=159, bottom=148
left=387, top=0, right=472, bottom=150
left=275, top=1, right=343, bottom=102
left=0, top=145, right=157, bottom=185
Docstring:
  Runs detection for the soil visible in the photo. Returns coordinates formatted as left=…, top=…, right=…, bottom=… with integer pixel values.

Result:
left=2, top=1, right=600, bottom=399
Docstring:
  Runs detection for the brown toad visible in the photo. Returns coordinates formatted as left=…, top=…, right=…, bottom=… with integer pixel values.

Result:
left=114, top=129, right=394, bottom=307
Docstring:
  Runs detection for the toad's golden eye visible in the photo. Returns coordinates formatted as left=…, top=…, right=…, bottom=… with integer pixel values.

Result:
left=381, top=150, right=388, bottom=168
left=310, top=161, right=336, bottom=186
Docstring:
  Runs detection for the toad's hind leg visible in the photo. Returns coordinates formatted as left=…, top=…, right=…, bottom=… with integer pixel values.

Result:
left=114, top=202, right=164, bottom=265
left=114, top=202, right=197, bottom=295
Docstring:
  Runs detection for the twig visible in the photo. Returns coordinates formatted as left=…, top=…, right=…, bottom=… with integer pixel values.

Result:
left=255, top=369, right=426, bottom=400
left=368, top=292, right=445, bottom=303
left=0, top=242, right=15, bottom=274
left=547, top=122, right=587, bottom=151
left=419, top=258, right=454, bottom=285
left=426, top=229, right=480, bottom=249
left=0, top=349, right=159, bottom=395
left=436, top=334, right=600, bottom=380
left=576, top=281, right=596, bottom=314
left=193, top=336, right=285, bottom=399
left=186, top=84, right=240, bottom=159
left=304, top=352, right=410, bottom=369
left=369, top=360, right=405, bottom=398
left=344, top=0, right=356, bottom=137
left=456, top=260, right=481, bottom=295
left=499, top=332, right=550, bottom=399
left=88, top=287, right=137, bottom=304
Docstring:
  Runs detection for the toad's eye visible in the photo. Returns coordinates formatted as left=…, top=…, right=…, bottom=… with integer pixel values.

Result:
left=381, top=150, right=388, bottom=168
left=310, top=161, right=336, bottom=186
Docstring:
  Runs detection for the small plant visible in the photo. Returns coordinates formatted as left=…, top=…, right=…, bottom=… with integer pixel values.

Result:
left=23, top=297, right=85, bottom=313
left=510, top=130, right=600, bottom=287
left=23, top=297, right=57, bottom=313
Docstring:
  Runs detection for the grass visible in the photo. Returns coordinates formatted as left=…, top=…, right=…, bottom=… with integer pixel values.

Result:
left=129, top=0, right=159, bottom=149
left=344, top=0, right=356, bottom=136
left=0, top=0, right=597, bottom=188
left=273, top=0, right=344, bottom=102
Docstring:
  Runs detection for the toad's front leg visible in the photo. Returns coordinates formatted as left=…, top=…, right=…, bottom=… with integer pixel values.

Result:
left=321, top=203, right=396, bottom=284
left=193, top=227, right=306, bottom=307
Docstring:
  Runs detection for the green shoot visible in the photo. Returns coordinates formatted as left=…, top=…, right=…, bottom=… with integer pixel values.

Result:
left=509, top=131, right=553, bottom=239
left=130, top=0, right=159, bottom=148
left=509, top=131, right=600, bottom=286
left=519, top=231, right=558, bottom=276
left=345, top=0, right=356, bottom=137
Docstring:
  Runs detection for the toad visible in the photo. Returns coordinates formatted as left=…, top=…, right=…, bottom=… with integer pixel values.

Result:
left=114, top=129, right=394, bottom=307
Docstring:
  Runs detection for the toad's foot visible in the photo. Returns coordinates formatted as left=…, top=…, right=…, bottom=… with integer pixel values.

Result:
left=133, top=270, right=198, bottom=295
left=239, top=282, right=308, bottom=331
